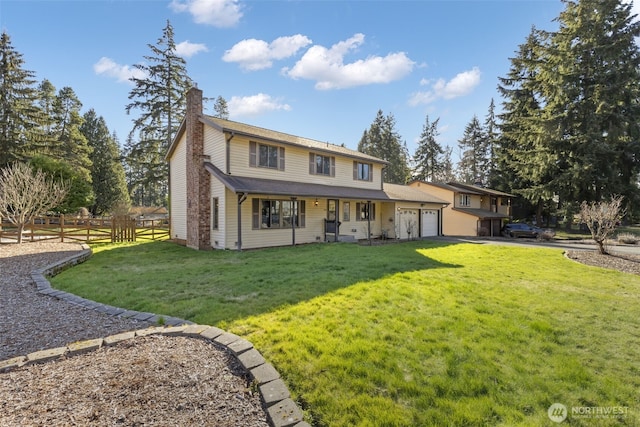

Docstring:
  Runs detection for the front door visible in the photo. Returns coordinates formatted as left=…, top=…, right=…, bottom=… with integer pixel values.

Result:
left=327, top=199, right=339, bottom=242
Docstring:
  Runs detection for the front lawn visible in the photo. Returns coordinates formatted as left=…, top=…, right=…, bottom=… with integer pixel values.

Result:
left=52, top=240, right=640, bottom=426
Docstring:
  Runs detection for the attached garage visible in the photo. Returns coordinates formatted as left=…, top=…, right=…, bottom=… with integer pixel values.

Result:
left=421, top=209, right=439, bottom=236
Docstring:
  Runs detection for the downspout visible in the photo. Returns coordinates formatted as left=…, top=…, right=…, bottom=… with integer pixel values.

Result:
left=226, top=132, right=235, bottom=174
left=237, top=192, right=248, bottom=251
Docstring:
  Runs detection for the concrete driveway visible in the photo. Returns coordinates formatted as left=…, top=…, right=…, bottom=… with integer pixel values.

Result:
left=429, top=235, right=640, bottom=256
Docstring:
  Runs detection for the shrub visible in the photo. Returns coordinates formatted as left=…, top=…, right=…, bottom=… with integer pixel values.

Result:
left=617, top=232, right=638, bottom=245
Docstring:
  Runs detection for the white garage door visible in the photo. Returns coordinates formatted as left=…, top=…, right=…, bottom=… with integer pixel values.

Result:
left=421, top=209, right=439, bottom=236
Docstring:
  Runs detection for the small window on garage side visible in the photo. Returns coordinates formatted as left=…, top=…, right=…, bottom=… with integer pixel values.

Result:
left=211, top=197, right=219, bottom=230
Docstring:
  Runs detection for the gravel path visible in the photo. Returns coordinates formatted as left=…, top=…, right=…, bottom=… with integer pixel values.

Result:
left=0, top=242, right=150, bottom=360
left=0, top=241, right=270, bottom=427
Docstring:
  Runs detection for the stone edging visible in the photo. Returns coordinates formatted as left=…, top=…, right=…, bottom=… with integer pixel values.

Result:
left=2, top=244, right=309, bottom=427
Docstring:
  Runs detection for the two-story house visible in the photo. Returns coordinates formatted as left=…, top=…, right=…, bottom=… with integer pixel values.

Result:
left=166, top=88, right=449, bottom=250
left=409, top=181, right=514, bottom=237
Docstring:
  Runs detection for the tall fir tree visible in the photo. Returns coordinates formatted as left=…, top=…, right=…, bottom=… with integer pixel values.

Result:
left=456, top=115, right=489, bottom=184
left=540, top=0, right=640, bottom=206
left=358, top=110, right=411, bottom=184
left=497, top=27, right=551, bottom=223
left=81, top=110, right=130, bottom=215
left=498, top=0, right=640, bottom=223
left=0, top=32, right=44, bottom=166
left=212, top=95, right=229, bottom=119
left=51, top=87, right=92, bottom=181
left=122, top=133, right=147, bottom=206
left=483, top=99, right=499, bottom=187
left=413, top=115, right=445, bottom=182
left=125, top=20, right=193, bottom=206
left=35, top=79, right=57, bottom=150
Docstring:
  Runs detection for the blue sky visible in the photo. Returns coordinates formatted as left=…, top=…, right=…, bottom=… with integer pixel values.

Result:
left=0, top=0, right=614, bottom=160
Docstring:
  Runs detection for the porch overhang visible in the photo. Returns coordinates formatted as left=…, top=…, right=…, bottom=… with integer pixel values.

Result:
left=452, top=208, right=509, bottom=220
left=204, top=162, right=448, bottom=204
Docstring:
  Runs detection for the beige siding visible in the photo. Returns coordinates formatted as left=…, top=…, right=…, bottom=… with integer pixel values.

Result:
left=169, top=133, right=187, bottom=240
left=219, top=196, right=385, bottom=250
left=203, top=126, right=226, bottom=171
left=410, top=182, right=477, bottom=236
left=227, top=135, right=384, bottom=190
left=333, top=200, right=383, bottom=240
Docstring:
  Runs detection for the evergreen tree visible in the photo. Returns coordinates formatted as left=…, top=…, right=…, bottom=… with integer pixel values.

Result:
left=540, top=0, right=640, bottom=205
left=29, top=155, right=94, bottom=213
left=81, top=110, right=130, bottom=215
left=122, top=133, right=147, bottom=206
left=51, top=87, right=92, bottom=181
left=0, top=32, right=43, bottom=166
left=413, top=115, right=445, bottom=182
left=483, top=99, right=499, bottom=186
left=358, top=110, right=411, bottom=184
left=125, top=20, right=192, bottom=207
left=35, top=79, right=57, bottom=150
left=499, top=1, right=640, bottom=224
left=456, top=115, right=488, bottom=184
left=439, top=146, right=456, bottom=182
left=212, top=95, right=229, bottom=119
left=496, top=27, right=550, bottom=223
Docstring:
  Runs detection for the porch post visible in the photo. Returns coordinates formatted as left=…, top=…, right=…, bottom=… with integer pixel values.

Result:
left=367, top=200, right=372, bottom=246
left=335, top=204, right=339, bottom=243
left=237, top=193, right=247, bottom=251
left=291, top=197, right=297, bottom=246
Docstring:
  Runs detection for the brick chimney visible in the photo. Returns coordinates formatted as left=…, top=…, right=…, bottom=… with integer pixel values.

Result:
left=185, top=87, right=211, bottom=250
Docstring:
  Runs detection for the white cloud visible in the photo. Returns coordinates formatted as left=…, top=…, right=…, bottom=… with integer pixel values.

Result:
left=228, top=93, right=291, bottom=117
left=222, top=35, right=312, bottom=71
left=283, top=33, right=414, bottom=90
left=169, top=0, right=242, bottom=28
left=409, top=67, right=481, bottom=105
left=175, top=40, right=208, bottom=58
left=93, top=57, right=147, bottom=83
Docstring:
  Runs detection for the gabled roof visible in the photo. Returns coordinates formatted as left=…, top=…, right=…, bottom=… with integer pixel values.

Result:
left=447, top=182, right=515, bottom=198
left=166, top=114, right=386, bottom=165
left=411, top=181, right=515, bottom=198
left=204, top=162, right=449, bottom=205
left=206, top=116, right=386, bottom=164
left=383, top=183, right=449, bottom=205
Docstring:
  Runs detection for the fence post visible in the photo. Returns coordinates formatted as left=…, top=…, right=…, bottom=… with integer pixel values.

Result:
left=60, top=214, right=64, bottom=242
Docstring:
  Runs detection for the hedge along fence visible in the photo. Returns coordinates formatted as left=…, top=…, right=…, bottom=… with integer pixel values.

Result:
left=0, top=215, right=170, bottom=243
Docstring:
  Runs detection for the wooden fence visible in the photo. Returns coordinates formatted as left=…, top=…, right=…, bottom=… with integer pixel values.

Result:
left=0, top=215, right=170, bottom=243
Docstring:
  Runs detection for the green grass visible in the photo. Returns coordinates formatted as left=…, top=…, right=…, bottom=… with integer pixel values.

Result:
left=51, top=240, right=640, bottom=426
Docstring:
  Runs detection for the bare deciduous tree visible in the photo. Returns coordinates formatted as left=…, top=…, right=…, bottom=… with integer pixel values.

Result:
left=579, top=195, right=625, bottom=255
left=0, top=162, right=69, bottom=244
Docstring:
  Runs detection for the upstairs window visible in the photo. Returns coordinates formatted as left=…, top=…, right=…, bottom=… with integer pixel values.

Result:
left=249, top=141, right=285, bottom=170
left=353, top=161, right=373, bottom=181
left=459, top=194, right=471, bottom=207
left=309, top=153, right=335, bottom=176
